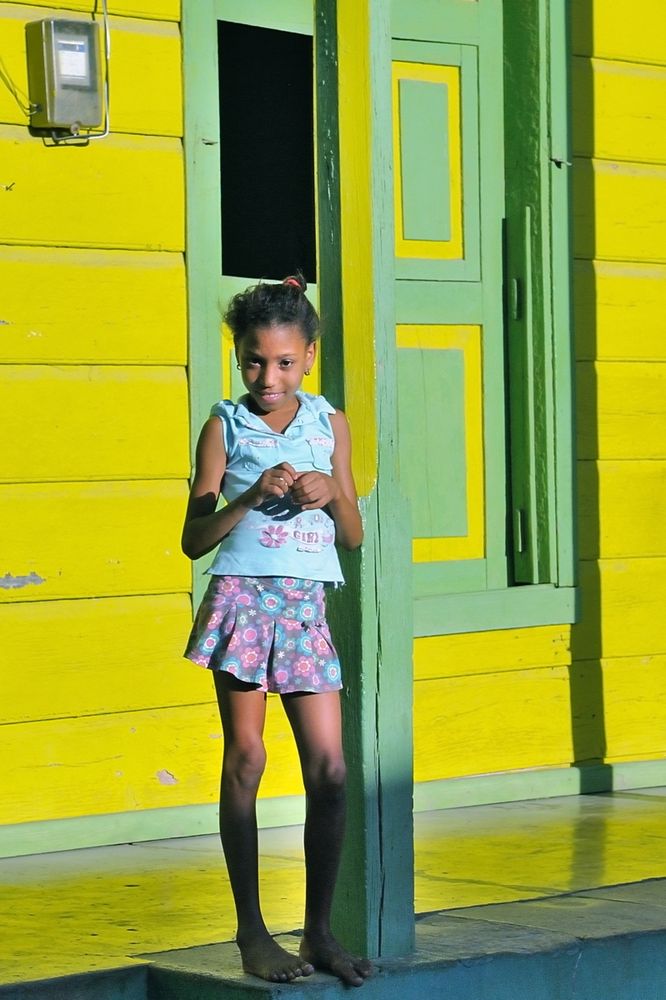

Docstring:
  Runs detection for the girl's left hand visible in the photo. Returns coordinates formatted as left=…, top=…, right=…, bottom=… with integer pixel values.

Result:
left=290, top=471, right=341, bottom=510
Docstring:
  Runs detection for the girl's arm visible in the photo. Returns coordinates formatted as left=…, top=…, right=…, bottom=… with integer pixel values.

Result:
left=291, top=409, right=363, bottom=550
left=181, top=417, right=298, bottom=560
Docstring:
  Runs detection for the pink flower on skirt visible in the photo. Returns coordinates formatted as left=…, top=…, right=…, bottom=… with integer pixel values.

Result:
left=261, top=525, right=289, bottom=548
left=294, top=656, right=313, bottom=676
left=275, top=669, right=289, bottom=685
left=242, top=648, right=260, bottom=668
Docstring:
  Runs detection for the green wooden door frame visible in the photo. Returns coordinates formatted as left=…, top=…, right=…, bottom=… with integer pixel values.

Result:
left=183, top=0, right=415, bottom=960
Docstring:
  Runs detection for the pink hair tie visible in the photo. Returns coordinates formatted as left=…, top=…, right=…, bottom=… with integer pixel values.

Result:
left=283, top=277, right=301, bottom=289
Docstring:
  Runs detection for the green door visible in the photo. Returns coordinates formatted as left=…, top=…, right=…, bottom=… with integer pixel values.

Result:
left=391, top=0, right=508, bottom=612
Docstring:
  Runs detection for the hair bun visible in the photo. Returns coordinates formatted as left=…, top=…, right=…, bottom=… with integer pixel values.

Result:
left=282, top=274, right=306, bottom=293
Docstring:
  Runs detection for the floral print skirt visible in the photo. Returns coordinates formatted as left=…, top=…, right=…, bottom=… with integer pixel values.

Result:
left=184, top=575, right=343, bottom=694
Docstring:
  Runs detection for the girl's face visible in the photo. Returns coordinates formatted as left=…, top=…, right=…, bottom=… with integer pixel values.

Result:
left=236, top=323, right=316, bottom=416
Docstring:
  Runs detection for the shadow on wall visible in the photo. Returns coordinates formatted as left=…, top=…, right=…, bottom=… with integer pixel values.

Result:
left=568, top=0, right=612, bottom=795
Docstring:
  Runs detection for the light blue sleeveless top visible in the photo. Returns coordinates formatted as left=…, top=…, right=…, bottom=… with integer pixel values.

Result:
left=206, top=392, right=344, bottom=584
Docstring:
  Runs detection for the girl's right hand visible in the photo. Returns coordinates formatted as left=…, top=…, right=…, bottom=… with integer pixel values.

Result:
left=243, top=463, right=298, bottom=508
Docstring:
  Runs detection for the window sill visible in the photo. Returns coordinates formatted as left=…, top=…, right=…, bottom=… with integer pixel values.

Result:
left=413, top=584, right=578, bottom=637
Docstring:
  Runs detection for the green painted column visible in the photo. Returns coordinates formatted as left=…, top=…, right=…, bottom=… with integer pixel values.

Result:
left=315, top=0, right=415, bottom=959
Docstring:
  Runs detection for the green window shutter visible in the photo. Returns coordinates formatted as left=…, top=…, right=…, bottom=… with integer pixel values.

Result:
left=391, top=0, right=575, bottom=633
left=392, top=1, right=509, bottom=603
left=503, top=1, right=549, bottom=584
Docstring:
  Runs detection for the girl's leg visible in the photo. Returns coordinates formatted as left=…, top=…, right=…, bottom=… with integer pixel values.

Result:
left=213, top=670, right=313, bottom=983
left=281, top=691, right=373, bottom=987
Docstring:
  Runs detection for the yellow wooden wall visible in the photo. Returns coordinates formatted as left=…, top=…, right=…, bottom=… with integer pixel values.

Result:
left=413, top=0, right=666, bottom=785
left=1, top=0, right=201, bottom=830
left=2, top=0, right=664, bottom=842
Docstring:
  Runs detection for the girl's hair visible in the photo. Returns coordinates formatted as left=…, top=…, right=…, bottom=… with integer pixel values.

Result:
left=224, top=273, right=320, bottom=346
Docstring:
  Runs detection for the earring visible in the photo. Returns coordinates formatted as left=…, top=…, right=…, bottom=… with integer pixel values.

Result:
left=305, top=369, right=311, bottom=376
left=236, top=363, right=241, bottom=370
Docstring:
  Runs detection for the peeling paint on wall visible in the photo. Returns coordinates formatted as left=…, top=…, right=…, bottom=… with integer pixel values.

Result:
left=0, top=571, right=46, bottom=589
left=156, top=769, right=178, bottom=785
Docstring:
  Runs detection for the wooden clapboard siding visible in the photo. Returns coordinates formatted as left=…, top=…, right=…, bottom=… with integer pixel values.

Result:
left=573, top=558, right=666, bottom=661
left=411, top=1, right=666, bottom=795
left=572, top=57, right=666, bottom=164
left=569, top=0, right=666, bottom=778
left=0, top=480, right=191, bottom=602
left=0, top=5, right=182, bottom=136
left=0, top=246, right=186, bottom=365
left=600, top=655, right=666, bottom=760
left=1, top=365, right=189, bottom=482
left=574, top=260, right=666, bottom=362
left=576, top=362, right=666, bottom=460
left=0, top=0, right=213, bottom=839
left=573, top=158, right=666, bottom=263
left=571, top=0, right=666, bottom=65
left=414, top=667, right=573, bottom=782
left=414, top=625, right=571, bottom=683
left=0, top=699, right=302, bottom=825
left=13, top=0, right=180, bottom=20
left=0, top=125, right=184, bottom=250
left=577, top=461, right=666, bottom=560
left=0, top=594, right=208, bottom=723
left=571, top=655, right=666, bottom=763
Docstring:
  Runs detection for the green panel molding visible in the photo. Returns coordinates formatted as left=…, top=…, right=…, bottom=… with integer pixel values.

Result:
left=397, top=347, right=467, bottom=539
left=399, top=79, right=451, bottom=242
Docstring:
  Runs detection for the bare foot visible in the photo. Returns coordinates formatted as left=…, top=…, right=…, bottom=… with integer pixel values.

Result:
left=300, top=932, right=373, bottom=987
left=237, top=930, right=314, bottom=983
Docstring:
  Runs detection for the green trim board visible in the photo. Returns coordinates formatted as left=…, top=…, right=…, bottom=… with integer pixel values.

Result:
left=316, top=0, right=415, bottom=958
left=4, top=759, right=663, bottom=860
left=413, top=759, right=666, bottom=812
left=413, top=584, right=577, bottom=637
left=0, top=797, right=304, bottom=861
left=213, top=0, right=313, bottom=33
left=547, top=0, right=576, bottom=589
left=391, top=0, right=480, bottom=45
left=502, top=0, right=575, bottom=589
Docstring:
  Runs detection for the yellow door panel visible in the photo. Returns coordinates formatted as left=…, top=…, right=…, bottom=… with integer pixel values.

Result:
left=0, top=125, right=184, bottom=250
left=414, top=667, right=573, bottom=782
left=0, top=594, right=212, bottom=724
left=0, top=479, right=191, bottom=602
left=0, top=246, right=186, bottom=364
left=1, top=365, right=189, bottom=482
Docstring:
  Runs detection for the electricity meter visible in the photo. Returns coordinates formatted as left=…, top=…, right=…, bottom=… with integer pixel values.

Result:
left=26, top=19, right=103, bottom=134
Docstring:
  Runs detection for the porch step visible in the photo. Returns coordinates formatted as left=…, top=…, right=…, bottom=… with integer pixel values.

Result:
left=2, top=880, right=665, bottom=999
left=142, top=878, right=666, bottom=1000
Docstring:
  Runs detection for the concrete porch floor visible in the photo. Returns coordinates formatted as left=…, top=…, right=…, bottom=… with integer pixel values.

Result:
left=1, top=787, right=665, bottom=998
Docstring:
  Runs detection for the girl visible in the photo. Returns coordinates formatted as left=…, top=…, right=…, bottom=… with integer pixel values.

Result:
left=181, top=275, right=372, bottom=987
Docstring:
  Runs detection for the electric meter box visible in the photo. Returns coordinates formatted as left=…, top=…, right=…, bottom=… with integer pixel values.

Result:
left=26, top=19, right=102, bottom=131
